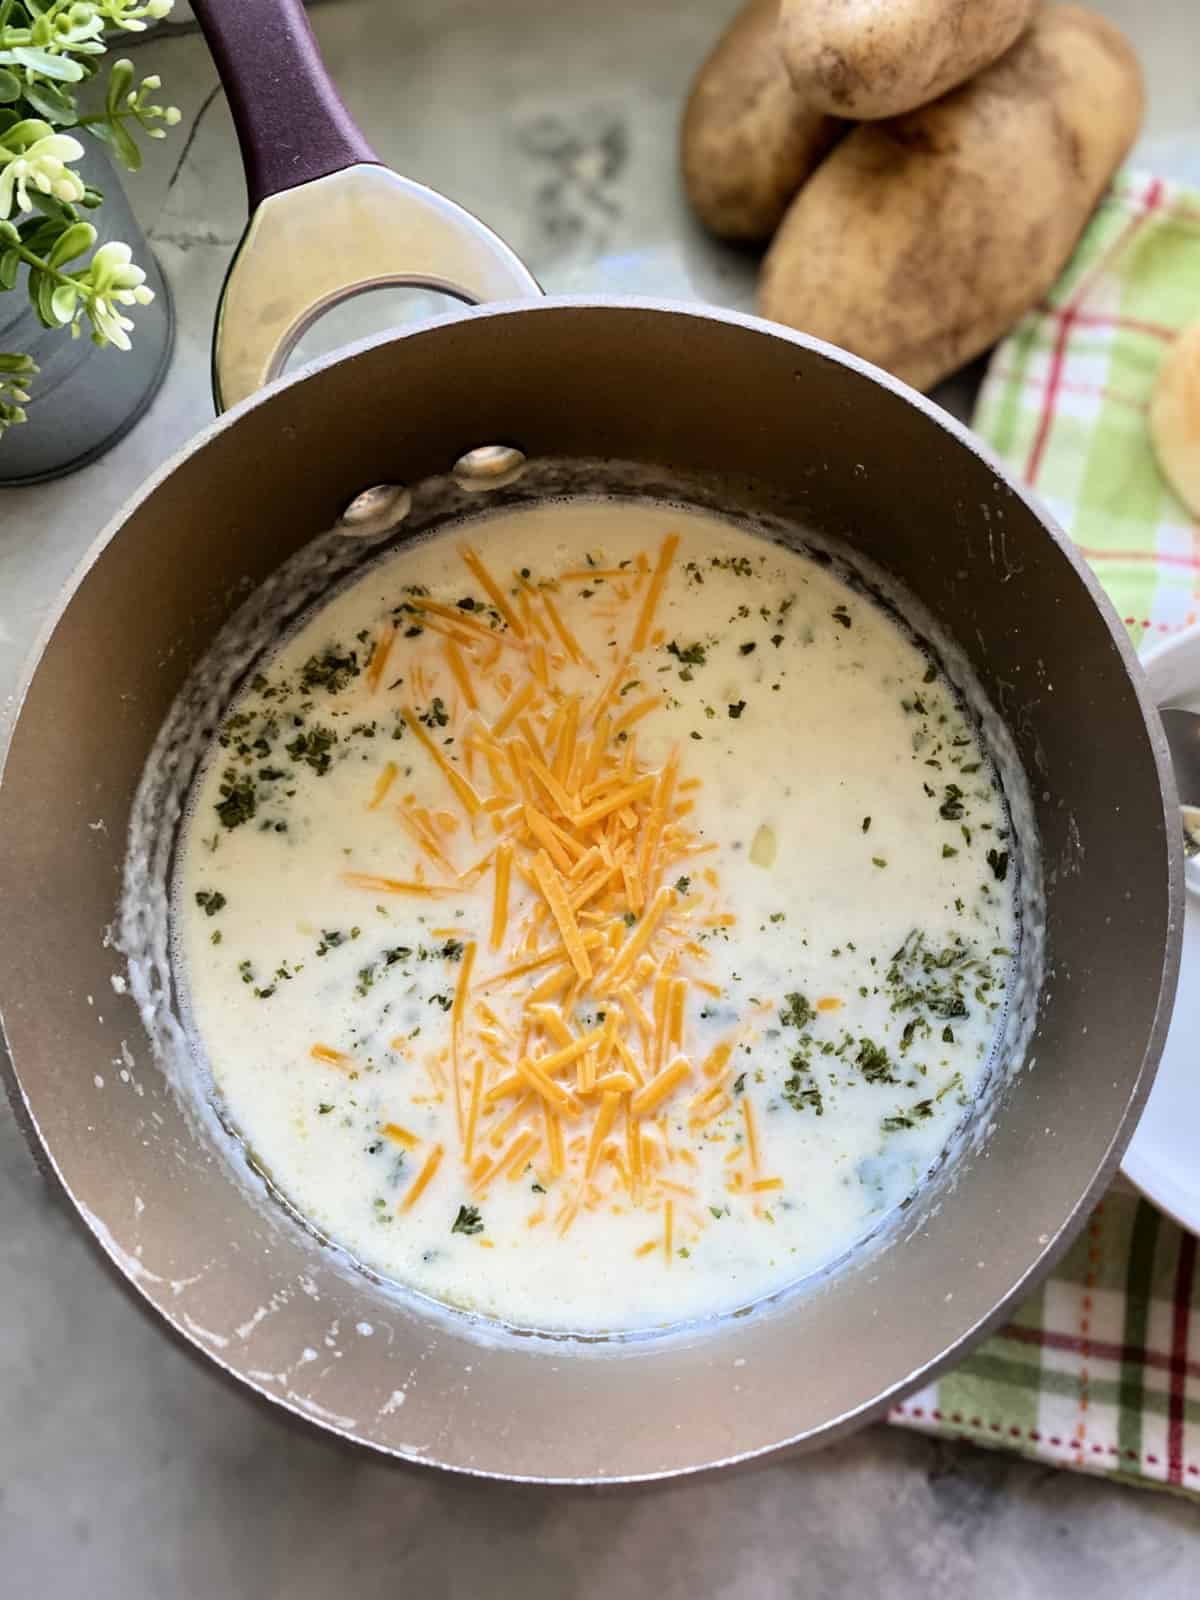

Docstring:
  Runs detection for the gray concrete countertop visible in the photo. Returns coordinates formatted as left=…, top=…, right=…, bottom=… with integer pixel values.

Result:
left=2, top=3, right=1198, bottom=1594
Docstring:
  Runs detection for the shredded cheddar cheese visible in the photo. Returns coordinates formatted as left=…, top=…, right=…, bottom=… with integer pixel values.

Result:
left=367, top=761, right=398, bottom=811
left=401, top=1143, right=444, bottom=1211
left=402, top=707, right=484, bottom=817
left=631, top=1055, right=691, bottom=1117
left=531, top=850, right=593, bottom=983
left=443, top=637, right=478, bottom=710
left=322, top=531, right=786, bottom=1248
left=632, top=532, right=679, bottom=652
left=383, top=1121, right=421, bottom=1150
left=365, top=620, right=396, bottom=693
left=491, top=679, right=538, bottom=739
left=460, top=543, right=526, bottom=639
left=310, top=1042, right=351, bottom=1067
left=490, top=842, right=513, bottom=951
left=343, top=872, right=458, bottom=897
left=541, top=589, right=588, bottom=666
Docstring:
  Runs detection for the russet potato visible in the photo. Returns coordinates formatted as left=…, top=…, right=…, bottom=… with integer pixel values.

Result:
left=760, top=6, right=1144, bottom=392
left=682, top=0, right=843, bottom=242
left=780, top=0, right=1039, bottom=121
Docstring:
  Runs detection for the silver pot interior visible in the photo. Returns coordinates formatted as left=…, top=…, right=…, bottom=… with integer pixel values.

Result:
left=0, top=302, right=1180, bottom=1480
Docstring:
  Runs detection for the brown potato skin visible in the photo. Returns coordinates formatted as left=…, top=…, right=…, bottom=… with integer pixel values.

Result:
left=682, top=0, right=843, bottom=242
left=780, top=0, right=1040, bottom=120
left=759, top=6, right=1144, bottom=392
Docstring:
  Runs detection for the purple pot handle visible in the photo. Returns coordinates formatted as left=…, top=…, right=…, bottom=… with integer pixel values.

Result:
left=190, top=0, right=378, bottom=210
left=192, top=0, right=542, bottom=411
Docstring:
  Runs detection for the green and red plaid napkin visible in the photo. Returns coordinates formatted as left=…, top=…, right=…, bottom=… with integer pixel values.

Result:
left=888, top=171, right=1200, bottom=1497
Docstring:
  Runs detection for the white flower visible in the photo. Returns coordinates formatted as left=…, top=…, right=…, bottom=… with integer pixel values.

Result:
left=90, top=299, right=135, bottom=350
left=49, top=4, right=106, bottom=47
left=97, top=0, right=174, bottom=31
left=84, top=240, right=155, bottom=351
left=0, top=130, right=86, bottom=219
left=89, top=240, right=142, bottom=290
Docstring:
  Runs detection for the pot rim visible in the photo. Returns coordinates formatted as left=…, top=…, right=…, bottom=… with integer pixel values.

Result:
left=0, top=296, right=1183, bottom=1479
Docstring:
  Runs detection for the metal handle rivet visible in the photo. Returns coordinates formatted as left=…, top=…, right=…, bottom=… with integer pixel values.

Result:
left=452, top=445, right=528, bottom=492
left=336, top=483, right=412, bottom=537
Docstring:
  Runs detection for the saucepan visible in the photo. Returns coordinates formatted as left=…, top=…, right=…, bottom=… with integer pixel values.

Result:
left=0, top=0, right=1182, bottom=1481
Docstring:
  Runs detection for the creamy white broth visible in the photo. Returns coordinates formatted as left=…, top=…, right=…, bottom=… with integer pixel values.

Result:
left=178, top=500, right=1017, bottom=1332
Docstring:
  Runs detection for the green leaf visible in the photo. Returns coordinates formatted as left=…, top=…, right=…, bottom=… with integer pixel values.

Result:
left=8, top=46, right=85, bottom=83
left=28, top=267, right=58, bottom=329
left=20, top=75, right=78, bottom=123
left=112, top=116, right=142, bottom=172
left=0, top=249, right=19, bottom=291
left=17, top=219, right=62, bottom=254
left=26, top=187, right=74, bottom=222
left=0, top=116, right=53, bottom=148
left=0, top=66, right=20, bottom=103
left=47, top=220, right=94, bottom=269
left=105, top=58, right=133, bottom=118
left=90, top=115, right=141, bottom=172
left=49, top=281, right=77, bottom=325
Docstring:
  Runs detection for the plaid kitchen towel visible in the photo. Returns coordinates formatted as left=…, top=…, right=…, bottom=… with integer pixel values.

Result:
left=972, top=170, right=1200, bottom=649
left=888, top=171, right=1200, bottom=1496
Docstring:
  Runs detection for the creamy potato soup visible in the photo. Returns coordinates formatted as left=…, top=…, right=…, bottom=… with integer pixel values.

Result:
left=178, top=500, right=1018, bottom=1332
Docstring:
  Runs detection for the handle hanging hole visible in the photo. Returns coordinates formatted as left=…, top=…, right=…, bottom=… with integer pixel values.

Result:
left=282, top=285, right=466, bottom=377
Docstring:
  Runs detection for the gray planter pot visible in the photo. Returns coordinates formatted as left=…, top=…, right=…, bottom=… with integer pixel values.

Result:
left=0, top=142, right=174, bottom=487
